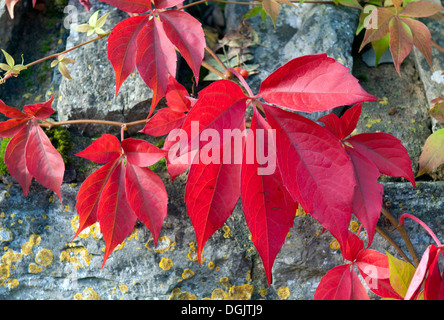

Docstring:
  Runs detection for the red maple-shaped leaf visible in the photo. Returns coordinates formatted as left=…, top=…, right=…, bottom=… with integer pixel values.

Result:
left=0, top=96, right=65, bottom=201
left=75, top=134, right=168, bottom=266
left=241, top=108, right=297, bottom=285
left=258, top=54, right=379, bottom=113
left=102, top=0, right=205, bottom=116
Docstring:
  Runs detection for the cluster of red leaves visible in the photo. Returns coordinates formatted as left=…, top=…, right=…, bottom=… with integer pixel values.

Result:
left=101, top=0, right=205, bottom=117
left=0, top=0, right=423, bottom=295
left=75, top=134, right=168, bottom=267
left=155, top=53, right=415, bottom=286
left=0, top=96, right=64, bottom=202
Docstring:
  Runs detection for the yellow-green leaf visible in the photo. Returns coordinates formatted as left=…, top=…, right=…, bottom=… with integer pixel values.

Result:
left=418, top=128, right=444, bottom=176
left=386, top=251, right=416, bottom=298
left=1, top=49, right=15, bottom=67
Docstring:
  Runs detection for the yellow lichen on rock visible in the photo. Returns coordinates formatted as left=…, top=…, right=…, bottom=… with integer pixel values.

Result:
left=169, top=288, right=197, bottom=300
left=59, top=246, right=92, bottom=269
left=21, top=234, right=41, bottom=255
left=223, top=226, right=231, bottom=239
left=119, top=284, right=128, bottom=293
left=35, top=248, right=53, bottom=266
left=2, top=249, right=23, bottom=265
left=159, top=257, right=173, bottom=271
left=182, top=268, right=195, bottom=280
left=145, top=236, right=173, bottom=253
left=225, top=284, right=254, bottom=300
left=277, top=286, right=290, bottom=299
left=74, top=288, right=101, bottom=300
left=28, top=263, right=43, bottom=274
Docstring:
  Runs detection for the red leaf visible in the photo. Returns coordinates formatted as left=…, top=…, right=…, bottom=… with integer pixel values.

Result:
left=153, top=0, right=184, bottom=9
left=346, top=132, right=415, bottom=186
left=314, top=264, right=370, bottom=300
left=159, top=10, right=205, bottom=84
left=23, top=94, right=55, bottom=119
left=107, top=15, right=149, bottom=95
left=318, top=104, right=362, bottom=140
left=0, top=118, right=28, bottom=138
left=121, top=138, right=167, bottom=167
left=263, top=104, right=356, bottom=249
left=359, top=8, right=394, bottom=51
left=75, top=134, right=122, bottom=163
left=136, top=17, right=177, bottom=117
left=0, top=99, right=28, bottom=119
left=389, top=16, right=413, bottom=76
left=74, top=159, right=120, bottom=239
left=125, top=163, right=168, bottom=245
left=405, top=245, right=439, bottom=300
left=98, top=0, right=152, bottom=13
left=341, top=231, right=364, bottom=262
left=98, top=160, right=138, bottom=267
left=4, top=125, right=32, bottom=196
left=241, top=108, right=297, bottom=285
left=258, top=54, right=378, bottom=113
left=25, top=120, right=65, bottom=202
left=165, top=75, right=191, bottom=113
left=356, top=249, right=402, bottom=299
left=401, top=17, right=433, bottom=68
left=140, top=108, right=187, bottom=137
left=424, top=247, right=444, bottom=300
left=346, top=146, right=383, bottom=246
left=176, top=80, right=247, bottom=156
left=185, top=141, right=241, bottom=263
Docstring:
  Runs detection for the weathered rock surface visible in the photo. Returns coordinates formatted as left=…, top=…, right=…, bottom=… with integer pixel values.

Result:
left=55, top=0, right=154, bottom=137
left=0, top=179, right=443, bottom=300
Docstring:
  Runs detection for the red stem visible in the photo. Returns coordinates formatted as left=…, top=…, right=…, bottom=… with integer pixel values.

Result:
left=399, top=213, right=442, bottom=247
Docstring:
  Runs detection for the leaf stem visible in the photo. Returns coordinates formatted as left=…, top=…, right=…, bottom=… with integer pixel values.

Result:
left=39, top=118, right=147, bottom=130
left=381, top=205, right=420, bottom=267
left=375, top=225, right=414, bottom=265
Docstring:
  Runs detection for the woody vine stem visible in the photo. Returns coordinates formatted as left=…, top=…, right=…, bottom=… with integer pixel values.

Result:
left=1, top=0, right=422, bottom=267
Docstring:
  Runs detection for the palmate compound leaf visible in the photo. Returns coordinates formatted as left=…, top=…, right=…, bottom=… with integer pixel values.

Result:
left=316, top=231, right=402, bottom=300
left=75, top=134, right=168, bottom=266
left=319, top=104, right=415, bottom=246
left=0, top=96, right=64, bottom=202
left=314, top=264, right=370, bottom=300
left=241, top=108, right=297, bottom=286
left=359, top=1, right=444, bottom=75
left=104, top=0, right=205, bottom=117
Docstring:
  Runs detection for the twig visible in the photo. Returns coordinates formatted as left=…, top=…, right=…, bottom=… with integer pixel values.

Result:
left=381, top=205, right=420, bottom=267
left=375, top=225, right=414, bottom=266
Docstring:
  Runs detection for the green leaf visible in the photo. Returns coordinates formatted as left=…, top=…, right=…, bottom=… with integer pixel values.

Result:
left=386, top=251, right=416, bottom=298
left=75, top=23, right=94, bottom=33
left=95, top=12, right=111, bottom=29
left=1, top=49, right=15, bottom=68
left=372, top=34, right=390, bottom=66
left=418, top=128, right=444, bottom=176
